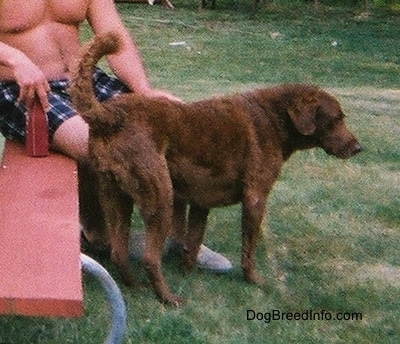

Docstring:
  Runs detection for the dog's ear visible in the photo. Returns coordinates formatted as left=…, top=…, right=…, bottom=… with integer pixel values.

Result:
left=287, top=93, right=319, bottom=135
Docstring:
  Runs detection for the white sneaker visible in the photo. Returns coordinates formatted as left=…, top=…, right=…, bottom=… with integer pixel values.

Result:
left=195, top=244, right=233, bottom=274
left=128, top=232, right=232, bottom=274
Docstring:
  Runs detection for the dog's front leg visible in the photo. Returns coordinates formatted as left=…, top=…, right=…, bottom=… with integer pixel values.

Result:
left=241, top=189, right=267, bottom=285
left=181, top=205, right=209, bottom=271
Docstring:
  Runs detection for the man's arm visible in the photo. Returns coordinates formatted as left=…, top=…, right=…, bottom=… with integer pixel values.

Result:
left=87, top=0, right=180, bottom=101
left=0, top=41, right=50, bottom=110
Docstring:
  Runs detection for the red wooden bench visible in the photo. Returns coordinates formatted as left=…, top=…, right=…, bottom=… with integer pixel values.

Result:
left=0, top=140, right=83, bottom=318
left=0, top=101, right=126, bottom=343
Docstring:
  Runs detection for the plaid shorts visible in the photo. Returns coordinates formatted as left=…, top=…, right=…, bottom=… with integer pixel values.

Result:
left=0, top=68, right=130, bottom=142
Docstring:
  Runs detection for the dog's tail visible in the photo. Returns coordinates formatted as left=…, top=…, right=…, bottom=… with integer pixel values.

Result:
left=69, top=32, right=122, bottom=128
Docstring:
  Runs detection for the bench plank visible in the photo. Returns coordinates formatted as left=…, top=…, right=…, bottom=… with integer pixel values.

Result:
left=0, top=141, right=83, bottom=317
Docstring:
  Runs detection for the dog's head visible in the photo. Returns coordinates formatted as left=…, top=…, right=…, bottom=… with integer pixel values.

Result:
left=287, top=86, right=362, bottom=159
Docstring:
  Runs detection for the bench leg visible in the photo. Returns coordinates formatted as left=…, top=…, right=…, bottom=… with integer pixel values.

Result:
left=81, top=254, right=127, bottom=344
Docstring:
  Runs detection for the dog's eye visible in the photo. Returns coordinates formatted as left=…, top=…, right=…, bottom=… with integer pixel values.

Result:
left=317, top=117, right=338, bottom=134
left=329, top=112, right=345, bottom=126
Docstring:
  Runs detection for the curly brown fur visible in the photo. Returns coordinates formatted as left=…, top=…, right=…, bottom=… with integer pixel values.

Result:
left=70, top=32, right=123, bottom=132
left=71, top=32, right=362, bottom=306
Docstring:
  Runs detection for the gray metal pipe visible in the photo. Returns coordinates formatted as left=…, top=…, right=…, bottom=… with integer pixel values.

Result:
left=81, top=253, right=127, bottom=344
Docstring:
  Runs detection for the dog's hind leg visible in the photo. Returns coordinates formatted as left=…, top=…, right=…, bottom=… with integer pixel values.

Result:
left=97, top=176, right=137, bottom=287
left=130, top=154, right=183, bottom=307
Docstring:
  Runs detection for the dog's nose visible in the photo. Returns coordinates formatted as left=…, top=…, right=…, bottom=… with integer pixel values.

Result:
left=351, top=143, right=363, bottom=156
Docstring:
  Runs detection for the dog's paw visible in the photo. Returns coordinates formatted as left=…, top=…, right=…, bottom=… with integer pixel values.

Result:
left=162, top=294, right=185, bottom=308
left=244, top=272, right=265, bottom=286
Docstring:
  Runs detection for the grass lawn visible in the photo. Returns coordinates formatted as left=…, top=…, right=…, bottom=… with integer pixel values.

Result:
left=1, top=1, right=399, bottom=343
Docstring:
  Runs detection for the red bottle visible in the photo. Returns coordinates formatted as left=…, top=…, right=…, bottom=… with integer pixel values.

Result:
left=26, top=98, right=49, bottom=157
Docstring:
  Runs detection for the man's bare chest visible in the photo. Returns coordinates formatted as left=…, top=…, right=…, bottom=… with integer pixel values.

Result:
left=0, top=0, right=88, bottom=33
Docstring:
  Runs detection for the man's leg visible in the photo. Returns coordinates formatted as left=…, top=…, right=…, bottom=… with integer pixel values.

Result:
left=51, top=115, right=89, bottom=161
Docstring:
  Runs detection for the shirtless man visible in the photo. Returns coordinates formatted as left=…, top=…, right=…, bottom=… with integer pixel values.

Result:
left=0, top=0, right=232, bottom=273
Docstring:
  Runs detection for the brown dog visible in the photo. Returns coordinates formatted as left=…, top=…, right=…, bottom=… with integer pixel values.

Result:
left=70, top=32, right=362, bottom=306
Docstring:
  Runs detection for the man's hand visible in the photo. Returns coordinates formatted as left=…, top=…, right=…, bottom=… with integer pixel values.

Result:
left=12, top=57, right=50, bottom=111
left=137, top=88, right=183, bottom=103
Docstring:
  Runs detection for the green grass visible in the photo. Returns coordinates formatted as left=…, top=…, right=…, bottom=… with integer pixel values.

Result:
left=1, top=1, right=399, bottom=343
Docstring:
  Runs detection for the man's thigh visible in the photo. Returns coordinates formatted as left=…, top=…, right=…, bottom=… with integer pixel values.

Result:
left=52, top=115, right=89, bottom=161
